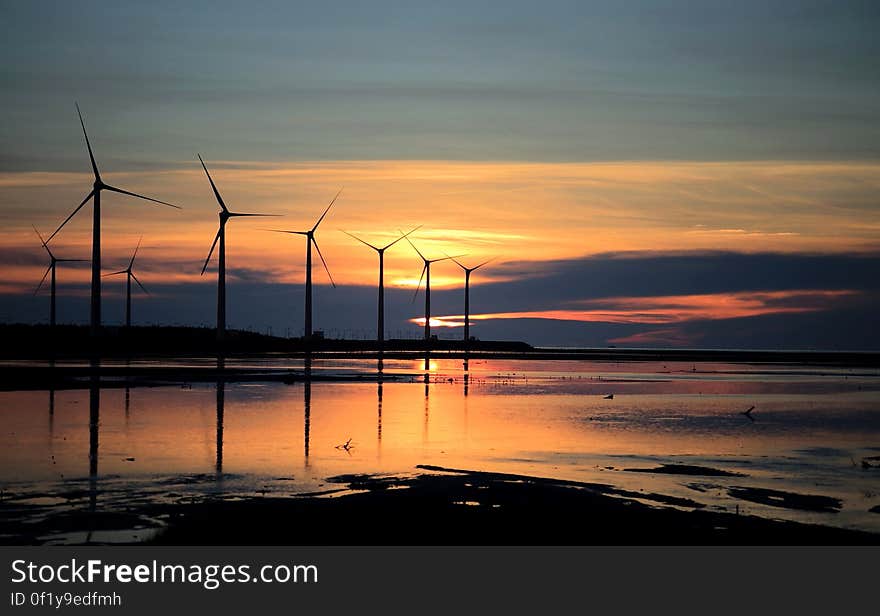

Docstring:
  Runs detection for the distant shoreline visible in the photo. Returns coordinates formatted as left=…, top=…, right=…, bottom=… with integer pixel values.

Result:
left=2, top=323, right=879, bottom=367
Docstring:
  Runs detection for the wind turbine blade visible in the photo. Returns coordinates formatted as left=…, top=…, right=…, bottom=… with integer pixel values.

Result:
left=341, top=230, right=379, bottom=251
left=412, top=264, right=427, bottom=303
left=312, top=187, right=343, bottom=232
left=75, top=103, right=100, bottom=181
left=201, top=226, right=222, bottom=275
left=198, top=154, right=228, bottom=213
left=312, top=237, right=336, bottom=288
left=433, top=253, right=465, bottom=263
left=444, top=252, right=466, bottom=269
left=34, top=265, right=51, bottom=295
left=473, top=257, right=495, bottom=271
left=227, top=212, right=279, bottom=217
left=33, top=225, right=54, bottom=259
left=56, top=259, right=89, bottom=263
left=103, top=184, right=181, bottom=209
left=46, top=190, right=94, bottom=242
left=262, top=229, right=309, bottom=235
left=102, top=270, right=127, bottom=277
left=31, top=225, right=58, bottom=261
left=131, top=273, right=149, bottom=295
left=385, top=225, right=422, bottom=250
left=403, top=233, right=426, bottom=261
left=128, top=235, right=143, bottom=269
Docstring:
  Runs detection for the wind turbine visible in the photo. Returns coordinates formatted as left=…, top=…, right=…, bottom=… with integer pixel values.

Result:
left=448, top=256, right=493, bottom=347
left=404, top=235, right=460, bottom=342
left=198, top=154, right=279, bottom=341
left=342, top=226, right=420, bottom=349
left=265, top=189, right=342, bottom=339
left=46, top=103, right=181, bottom=337
left=33, top=226, right=87, bottom=328
left=103, top=236, right=148, bottom=329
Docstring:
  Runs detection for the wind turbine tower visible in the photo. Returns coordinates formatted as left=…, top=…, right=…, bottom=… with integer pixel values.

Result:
left=47, top=104, right=181, bottom=337
left=405, top=235, right=459, bottom=343
left=33, top=225, right=87, bottom=328
left=103, top=236, right=149, bottom=329
left=449, top=256, right=492, bottom=348
left=198, top=154, right=278, bottom=341
left=343, top=226, right=420, bottom=349
left=266, top=189, right=342, bottom=339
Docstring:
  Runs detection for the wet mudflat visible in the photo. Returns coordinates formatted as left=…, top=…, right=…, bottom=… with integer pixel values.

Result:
left=1, top=356, right=879, bottom=544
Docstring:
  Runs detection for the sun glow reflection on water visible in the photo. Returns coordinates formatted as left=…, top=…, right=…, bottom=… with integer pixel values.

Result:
left=1, top=358, right=879, bottom=534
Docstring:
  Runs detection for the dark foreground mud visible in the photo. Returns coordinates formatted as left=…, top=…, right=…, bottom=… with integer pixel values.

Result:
left=146, top=467, right=877, bottom=545
left=4, top=466, right=877, bottom=545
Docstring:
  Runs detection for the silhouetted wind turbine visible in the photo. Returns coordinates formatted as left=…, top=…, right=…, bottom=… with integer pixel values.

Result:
left=33, top=225, right=87, bottom=328
left=47, top=104, right=181, bottom=337
left=103, top=236, right=148, bottom=329
left=198, top=154, right=279, bottom=341
left=342, top=226, right=420, bottom=349
left=265, top=189, right=342, bottom=339
left=448, top=256, right=493, bottom=348
left=404, top=235, right=460, bottom=342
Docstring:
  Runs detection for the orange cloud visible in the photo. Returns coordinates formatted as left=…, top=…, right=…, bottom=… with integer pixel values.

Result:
left=3, top=160, right=880, bottom=295
left=410, top=317, right=466, bottom=328
left=417, top=289, right=859, bottom=326
left=608, top=328, right=703, bottom=347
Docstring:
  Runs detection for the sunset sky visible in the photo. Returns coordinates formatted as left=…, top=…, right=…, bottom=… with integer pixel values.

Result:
left=1, top=1, right=879, bottom=348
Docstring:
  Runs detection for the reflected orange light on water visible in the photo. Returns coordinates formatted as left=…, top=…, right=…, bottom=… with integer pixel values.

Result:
left=1, top=373, right=875, bottom=486
left=3, top=357, right=880, bottom=532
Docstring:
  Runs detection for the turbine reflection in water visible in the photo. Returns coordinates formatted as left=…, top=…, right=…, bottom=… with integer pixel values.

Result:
left=377, top=358, right=383, bottom=459
left=215, top=356, right=225, bottom=477
left=303, top=354, right=311, bottom=468
left=87, top=357, right=99, bottom=543
left=6, top=359, right=880, bottom=535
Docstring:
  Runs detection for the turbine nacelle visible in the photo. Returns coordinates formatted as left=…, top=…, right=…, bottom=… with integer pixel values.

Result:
left=343, top=225, right=422, bottom=254
left=198, top=155, right=279, bottom=275
left=47, top=105, right=181, bottom=245
left=402, top=233, right=465, bottom=302
left=448, top=254, right=494, bottom=274
left=104, top=237, right=147, bottom=293
left=263, top=189, right=343, bottom=289
left=32, top=225, right=88, bottom=296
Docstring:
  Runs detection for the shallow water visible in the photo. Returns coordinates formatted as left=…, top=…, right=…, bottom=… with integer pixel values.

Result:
left=2, top=357, right=879, bottom=541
